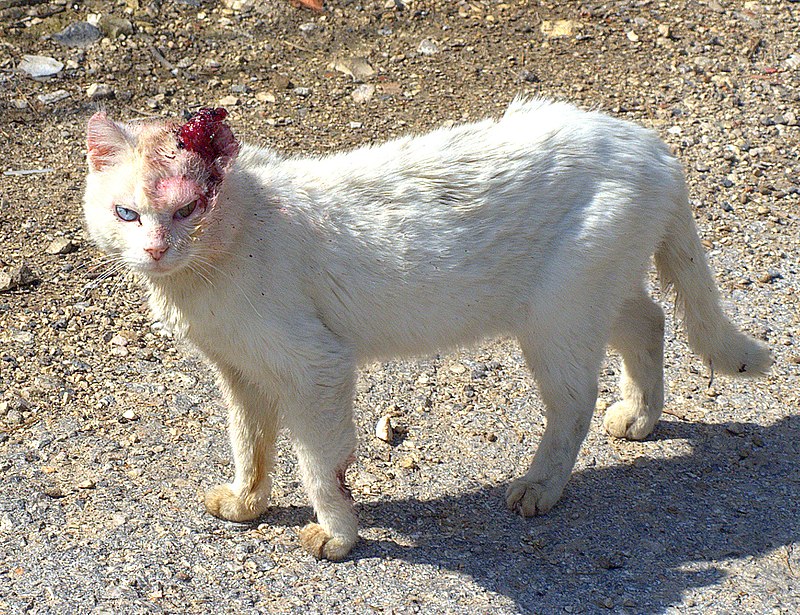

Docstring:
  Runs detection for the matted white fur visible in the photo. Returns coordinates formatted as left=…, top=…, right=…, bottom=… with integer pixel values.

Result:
left=83, top=98, right=771, bottom=560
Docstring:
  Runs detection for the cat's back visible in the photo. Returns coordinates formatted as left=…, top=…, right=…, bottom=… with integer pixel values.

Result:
left=269, top=98, right=673, bottom=197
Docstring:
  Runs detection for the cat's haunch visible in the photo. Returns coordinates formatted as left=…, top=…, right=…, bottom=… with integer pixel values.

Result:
left=84, top=99, right=771, bottom=561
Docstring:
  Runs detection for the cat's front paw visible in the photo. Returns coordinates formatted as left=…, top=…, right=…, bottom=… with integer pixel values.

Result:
left=204, top=483, right=269, bottom=522
left=603, top=400, right=655, bottom=441
left=299, top=523, right=357, bottom=561
left=505, top=477, right=562, bottom=517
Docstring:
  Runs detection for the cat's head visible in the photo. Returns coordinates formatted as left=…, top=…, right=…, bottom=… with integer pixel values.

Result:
left=83, top=108, right=239, bottom=278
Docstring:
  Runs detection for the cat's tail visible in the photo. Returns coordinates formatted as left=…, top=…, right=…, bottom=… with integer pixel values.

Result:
left=654, top=191, right=772, bottom=378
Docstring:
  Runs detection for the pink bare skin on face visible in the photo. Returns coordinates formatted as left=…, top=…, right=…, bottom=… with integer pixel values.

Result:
left=149, top=176, right=207, bottom=214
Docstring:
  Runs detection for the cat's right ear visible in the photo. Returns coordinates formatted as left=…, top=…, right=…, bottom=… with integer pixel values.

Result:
left=87, top=112, right=131, bottom=172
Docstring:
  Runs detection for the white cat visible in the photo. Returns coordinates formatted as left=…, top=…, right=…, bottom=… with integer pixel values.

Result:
left=83, top=99, right=771, bottom=560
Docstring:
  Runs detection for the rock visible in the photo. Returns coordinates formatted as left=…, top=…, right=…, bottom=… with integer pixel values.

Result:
left=222, top=0, right=255, bottom=9
left=43, top=485, right=64, bottom=499
left=77, top=478, right=96, bottom=489
left=657, top=24, right=671, bottom=38
left=0, top=263, right=37, bottom=292
left=786, top=53, right=800, bottom=70
left=758, top=270, right=782, bottom=284
left=378, top=82, right=402, bottom=96
left=399, top=456, right=417, bottom=470
left=218, top=95, right=238, bottom=106
left=328, top=56, right=375, bottom=81
left=255, top=91, right=276, bottom=103
left=18, top=55, right=63, bottom=79
left=86, top=83, right=114, bottom=101
left=626, top=31, right=640, bottom=42
left=726, top=422, right=745, bottom=435
left=109, top=334, right=129, bottom=347
left=37, top=90, right=70, bottom=105
left=349, top=121, right=363, bottom=129
left=98, top=16, right=134, bottom=38
left=417, top=38, right=439, bottom=55
left=2, top=330, right=34, bottom=345
left=375, top=415, right=394, bottom=443
left=294, top=87, right=311, bottom=97
left=45, top=237, right=78, bottom=255
left=271, top=74, right=293, bottom=89
left=121, top=409, right=138, bottom=421
left=52, top=22, right=102, bottom=48
left=351, top=84, right=375, bottom=103
left=540, top=20, right=579, bottom=38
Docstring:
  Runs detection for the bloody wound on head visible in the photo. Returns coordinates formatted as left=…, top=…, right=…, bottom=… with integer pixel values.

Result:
left=176, top=108, right=229, bottom=161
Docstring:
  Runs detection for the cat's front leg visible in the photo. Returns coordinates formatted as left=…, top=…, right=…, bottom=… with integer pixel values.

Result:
left=205, top=365, right=278, bottom=522
left=282, top=358, right=359, bottom=561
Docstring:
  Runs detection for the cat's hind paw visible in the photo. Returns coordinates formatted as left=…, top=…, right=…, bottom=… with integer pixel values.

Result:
left=603, top=400, right=656, bottom=441
left=204, top=483, right=269, bottom=522
left=505, top=477, right=562, bottom=517
left=299, top=523, right=356, bottom=561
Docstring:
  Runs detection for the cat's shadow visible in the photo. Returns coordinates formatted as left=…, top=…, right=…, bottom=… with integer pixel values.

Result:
left=249, top=415, right=800, bottom=611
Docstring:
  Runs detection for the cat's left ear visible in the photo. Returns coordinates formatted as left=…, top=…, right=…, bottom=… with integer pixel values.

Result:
left=86, top=112, right=131, bottom=172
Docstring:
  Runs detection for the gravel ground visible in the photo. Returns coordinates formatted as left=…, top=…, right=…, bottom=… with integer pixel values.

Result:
left=1, top=0, right=799, bottom=612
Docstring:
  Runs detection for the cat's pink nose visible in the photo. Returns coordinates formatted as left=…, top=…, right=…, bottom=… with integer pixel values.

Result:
left=145, top=246, right=168, bottom=261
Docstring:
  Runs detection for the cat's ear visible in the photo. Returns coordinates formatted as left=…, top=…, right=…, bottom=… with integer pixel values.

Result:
left=86, top=112, right=131, bottom=172
left=210, top=122, right=239, bottom=173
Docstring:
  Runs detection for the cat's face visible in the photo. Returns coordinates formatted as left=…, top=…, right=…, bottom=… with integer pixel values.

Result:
left=83, top=109, right=238, bottom=278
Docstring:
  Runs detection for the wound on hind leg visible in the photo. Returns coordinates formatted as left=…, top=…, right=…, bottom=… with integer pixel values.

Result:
left=336, top=454, right=356, bottom=501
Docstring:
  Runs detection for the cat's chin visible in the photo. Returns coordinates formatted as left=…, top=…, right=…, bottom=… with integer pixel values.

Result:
left=133, top=260, right=185, bottom=279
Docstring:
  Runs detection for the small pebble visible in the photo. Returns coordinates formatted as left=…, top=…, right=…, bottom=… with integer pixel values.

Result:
left=375, top=415, right=394, bottom=443
left=45, top=238, right=77, bottom=255
left=351, top=84, right=375, bottom=103
left=0, top=263, right=37, bottom=292
left=417, top=38, right=440, bottom=55
left=86, top=83, right=114, bottom=101
left=37, top=90, right=70, bottom=106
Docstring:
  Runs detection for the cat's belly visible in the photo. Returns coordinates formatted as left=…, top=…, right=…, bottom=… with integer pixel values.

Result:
left=316, top=281, right=529, bottom=362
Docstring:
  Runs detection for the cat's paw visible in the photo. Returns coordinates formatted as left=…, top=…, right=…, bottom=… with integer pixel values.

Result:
left=603, top=400, right=655, bottom=441
left=299, top=523, right=356, bottom=561
left=204, top=483, right=269, bottom=522
left=505, top=477, right=562, bottom=517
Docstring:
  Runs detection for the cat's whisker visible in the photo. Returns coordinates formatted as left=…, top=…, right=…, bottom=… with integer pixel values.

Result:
left=81, top=259, right=126, bottom=294
left=188, top=262, right=216, bottom=288
left=189, top=255, right=264, bottom=320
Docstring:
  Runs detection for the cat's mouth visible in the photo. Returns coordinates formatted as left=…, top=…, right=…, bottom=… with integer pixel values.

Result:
left=131, top=256, right=183, bottom=278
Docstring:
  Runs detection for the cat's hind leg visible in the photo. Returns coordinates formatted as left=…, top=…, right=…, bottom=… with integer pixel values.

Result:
left=507, top=317, right=606, bottom=517
left=603, top=287, right=665, bottom=441
left=205, top=366, right=278, bottom=522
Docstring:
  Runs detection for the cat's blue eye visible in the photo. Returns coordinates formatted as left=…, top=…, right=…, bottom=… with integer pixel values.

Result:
left=175, top=201, right=197, bottom=220
left=115, top=205, right=140, bottom=222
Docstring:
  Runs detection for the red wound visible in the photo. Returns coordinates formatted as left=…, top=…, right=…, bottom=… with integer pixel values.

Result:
left=176, top=107, right=229, bottom=162
left=175, top=107, right=239, bottom=184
